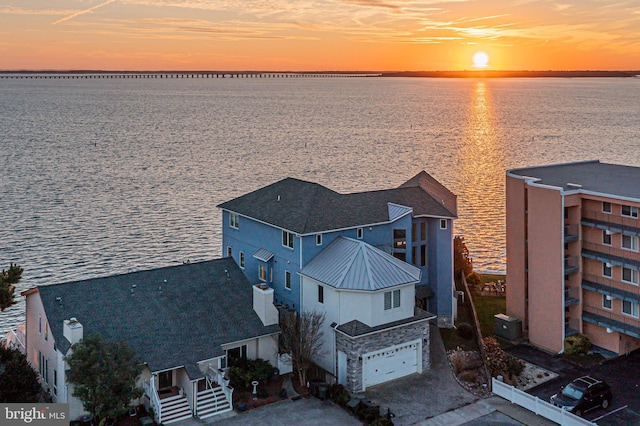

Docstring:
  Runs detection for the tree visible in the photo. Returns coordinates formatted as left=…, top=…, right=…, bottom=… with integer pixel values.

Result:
left=279, top=310, right=326, bottom=388
left=0, top=345, right=41, bottom=402
left=0, top=263, right=23, bottom=311
left=454, top=236, right=473, bottom=277
left=65, top=334, right=143, bottom=425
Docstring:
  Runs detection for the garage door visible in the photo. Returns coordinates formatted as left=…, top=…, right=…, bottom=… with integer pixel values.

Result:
left=362, top=339, right=421, bottom=389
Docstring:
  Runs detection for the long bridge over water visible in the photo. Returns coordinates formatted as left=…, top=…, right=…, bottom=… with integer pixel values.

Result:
left=0, top=72, right=382, bottom=79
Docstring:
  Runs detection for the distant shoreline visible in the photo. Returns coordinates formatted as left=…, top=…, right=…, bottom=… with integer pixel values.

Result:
left=0, top=70, right=639, bottom=78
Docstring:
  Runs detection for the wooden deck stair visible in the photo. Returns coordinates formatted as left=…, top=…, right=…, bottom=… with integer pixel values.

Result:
left=159, top=394, right=192, bottom=424
left=197, top=385, right=232, bottom=419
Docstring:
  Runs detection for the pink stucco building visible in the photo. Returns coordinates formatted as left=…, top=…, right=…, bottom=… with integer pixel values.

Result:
left=506, top=160, right=640, bottom=355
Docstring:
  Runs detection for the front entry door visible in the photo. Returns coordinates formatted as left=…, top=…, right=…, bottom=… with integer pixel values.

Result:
left=158, top=371, right=172, bottom=389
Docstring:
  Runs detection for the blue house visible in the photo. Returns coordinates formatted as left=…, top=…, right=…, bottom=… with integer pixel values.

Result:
left=217, top=171, right=457, bottom=325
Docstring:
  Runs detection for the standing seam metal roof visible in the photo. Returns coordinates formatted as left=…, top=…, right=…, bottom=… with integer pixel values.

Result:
left=299, top=236, right=421, bottom=291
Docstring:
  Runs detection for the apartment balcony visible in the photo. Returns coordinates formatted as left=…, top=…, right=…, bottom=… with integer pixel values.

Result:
left=582, top=241, right=640, bottom=269
left=564, top=224, right=580, bottom=243
left=582, top=305, right=640, bottom=339
left=582, top=209, right=640, bottom=236
left=582, top=273, right=640, bottom=304
left=565, top=318, right=580, bottom=337
left=564, top=256, right=580, bottom=275
left=564, top=286, right=580, bottom=307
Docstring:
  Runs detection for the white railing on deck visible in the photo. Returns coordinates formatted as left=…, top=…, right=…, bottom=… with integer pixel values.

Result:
left=207, top=366, right=233, bottom=406
left=144, top=378, right=161, bottom=422
left=492, top=378, right=596, bottom=426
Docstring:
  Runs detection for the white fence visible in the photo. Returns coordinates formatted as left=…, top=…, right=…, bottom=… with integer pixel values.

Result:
left=492, top=378, right=596, bottom=426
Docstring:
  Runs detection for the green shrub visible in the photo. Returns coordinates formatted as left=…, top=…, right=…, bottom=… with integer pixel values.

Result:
left=564, top=334, right=591, bottom=355
left=457, top=323, right=474, bottom=340
left=327, top=384, right=350, bottom=407
left=459, top=370, right=478, bottom=383
left=228, top=358, right=274, bottom=389
left=506, top=354, right=525, bottom=377
left=466, top=272, right=483, bottom=287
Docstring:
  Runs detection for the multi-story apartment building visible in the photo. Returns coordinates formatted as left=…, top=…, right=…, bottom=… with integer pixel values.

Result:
left=506, top=160, right=640, bottom=355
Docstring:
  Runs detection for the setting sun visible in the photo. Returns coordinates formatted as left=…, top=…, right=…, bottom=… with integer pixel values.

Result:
left=473, top=52, right=489, bottom=69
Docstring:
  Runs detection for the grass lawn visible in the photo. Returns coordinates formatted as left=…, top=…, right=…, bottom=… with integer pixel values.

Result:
left=469, top=273, right=506, bottom=338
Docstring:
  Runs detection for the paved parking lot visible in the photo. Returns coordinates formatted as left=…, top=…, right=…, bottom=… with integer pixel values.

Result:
left=506, top=344, right=640, bottom=425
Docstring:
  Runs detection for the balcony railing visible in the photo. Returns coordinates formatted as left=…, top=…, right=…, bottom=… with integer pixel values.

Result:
left=565, top=318, right=580, bottom=337
left=582, top=241, right=640, bottom=269
left=564, top=286, right=580, bottom=307
left=564, top=224, right=580, bottom=243
left=582, top=273, right=640, bottom=302
left=582, top=209, right=640, bottom=236
left=564, top=256, right=580, bottom=275
left=582, top=305, right=640, bottom=339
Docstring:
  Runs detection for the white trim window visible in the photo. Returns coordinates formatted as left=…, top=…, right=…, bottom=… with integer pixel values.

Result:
left=285, top=271, right=291, bottom=290
left=622, top=267, right=638, bottom=285
left=602, top=230, right=612, bottom=246
left=357, top=228, right=363, bottom=239
left=282, top=230, right=294, bottom=249
left=229, top=212, right=240, bottom=229
left=440, top=219, right=447, bottom=230
left=316, top=234, right=322, bottom=246
left=602, top=262, right=612, bottom=278
left=318, top=285, right=324, bottom=304
left=621, top=205, right=638, bottom=218
left=384, top=289, right=401, bottom=310
left=602, top=202, right=612, bottom=214
left=239, top=251, right=245, bottom=269
left=602, top=294, right=612, bottom=310
left=258, top=264, right=267, bottom=281
left=622, top=300, right=639, bottom=317
left=622, top=235, right=639, bottom=252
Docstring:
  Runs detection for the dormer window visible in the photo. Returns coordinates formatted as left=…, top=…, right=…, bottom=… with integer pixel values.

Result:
left=440, top=219, right=447, bottom=230
left=229, top=212, right=239, bottom=229
left=357, top=228, right=363, bottom=239
left=316, top=234, right=322, bottom=246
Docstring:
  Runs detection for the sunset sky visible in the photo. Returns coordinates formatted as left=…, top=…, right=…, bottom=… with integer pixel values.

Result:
left=1, top=0, right=640, bottom=71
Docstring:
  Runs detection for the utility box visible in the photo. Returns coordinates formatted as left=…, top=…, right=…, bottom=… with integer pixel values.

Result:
left=494, top=314, right=522, bottom=341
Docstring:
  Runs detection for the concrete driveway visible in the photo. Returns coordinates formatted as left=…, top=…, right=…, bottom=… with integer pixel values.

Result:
left=360, top=324, right=478, bottom=425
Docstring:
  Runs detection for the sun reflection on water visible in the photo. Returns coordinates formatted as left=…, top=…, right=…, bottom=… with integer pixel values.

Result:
left=456, top=82, right=507, bottom=273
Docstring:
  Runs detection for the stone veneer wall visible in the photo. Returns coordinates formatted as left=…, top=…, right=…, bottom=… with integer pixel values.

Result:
left=335, top=320, right=431, bottom=393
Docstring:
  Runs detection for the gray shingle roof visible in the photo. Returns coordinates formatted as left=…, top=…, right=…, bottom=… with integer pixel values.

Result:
left=299, top=237, right=421, bottom=291
left=36, top=258, right=279, bottom=374
left=336, top=307, right=435, bottom=337
left=508, top=160, right=640, bottom=200
left=217, top=171, right=456, bottom=234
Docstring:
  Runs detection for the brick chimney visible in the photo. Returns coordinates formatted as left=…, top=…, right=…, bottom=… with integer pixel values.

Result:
left=253, top=284, right=278, bottom=326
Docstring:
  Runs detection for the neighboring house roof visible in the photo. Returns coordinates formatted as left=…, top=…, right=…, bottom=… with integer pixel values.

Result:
left=32, top=258, right=279, bottom=375
left=336, top=307, right=435, bottom=337
left=217, top=171, right=456, bottom=234
left=299, top=236, right=421, bottom=291
left=508, top=160, right=640, bottom=200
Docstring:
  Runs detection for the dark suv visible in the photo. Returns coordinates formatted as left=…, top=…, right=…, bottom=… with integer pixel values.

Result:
left=550, top=376, right=612, bottom=416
